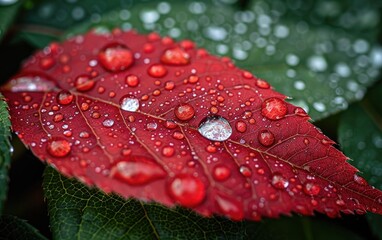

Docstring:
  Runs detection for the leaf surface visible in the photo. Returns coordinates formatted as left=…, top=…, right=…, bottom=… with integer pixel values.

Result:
left=0, top=94, right=11, bottom=213
left=339, top=83, right=382, bottom=239
left=0, top=0, right=24, bottom=42
left=0, top=215, right=48, bottom=240
left=17, top=0, right=382, bottom=120
left=2, top=30, right=382, bottom=220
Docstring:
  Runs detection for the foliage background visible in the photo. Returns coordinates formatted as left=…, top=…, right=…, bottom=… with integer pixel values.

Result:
left=0, top=0, right=382, bottom=239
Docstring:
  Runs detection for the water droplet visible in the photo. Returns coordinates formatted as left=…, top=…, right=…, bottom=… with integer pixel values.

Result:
left=172, top=131, right=184, bottom=140
left=5, top=74, right=56, bottom=92
left=174, top=103, right=195, bottom=121
left=98, top=44, right=134, bottom=72
left=164, top=81, right=175, bottom=90
left=120, top=95, right=139, bottom=112
left=0, top=0, right=18, bottom=6
left=198, top=116, right=232, bottom=142
left=256, top=79, right=270, bottom=89
left=215, top=194, right=244, bottom=220
left=213, top=164, right=231, bottom=181
left=164, top=120, right=177, bottom=129
left=57, top=90, right=74, bottom=105
left=235, top=121, right=247, bottom=133
left=162, top=146, right=175, bottom=157
left=160, top=47, right=190, bottom=65
left=79, top=131, right=90, bottom=138
left=103, top=119, right=114, bottom=127
left=258, top=130, right=275, bottom=147
left=261, top=98, right=288, bottom=120
left=303, top=182, right=321, bottom=196
left=286, top=54, right=299, bottom=66
left=111, top=156, right=166, bottom=185
left=75, top=75, right=95, bottom=92
left=294, top=107, right=308, bottom=117
left=271, top=173, right=289, bottom=189
left=148, top=64, right=167, bottom=78
left=40, top=56, right=56, bottom=70
left=313, top=102, right=326, bottom=112
left=53, top=113, right=64, bottom=122
left=46, top=138, right=71, bottom=157
left=146, top=122, right=158, bottom=131
left=168, top=174, right=206, bottom=207
left=354, top=174, right=367, bottom=185
left=125, top=74, right=140, bottom=87
left=239, top=165, right=252, bottom=177
left=336, top=199, right=345, bottom=206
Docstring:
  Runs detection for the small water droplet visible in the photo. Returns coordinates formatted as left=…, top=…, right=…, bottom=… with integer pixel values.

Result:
left=235, top=121, right=247, bottom=133
left=75, top=75, right=95, bottom=92
left=79, top=131, right=90, bottom=138
left=261, top=97, right=288, bottom=120
left=198, top=116, right=232, bottom=142
left=174, top=103, right=195, bottom=121
left=57, top=90, right=74, bottom=105
left=120, top=95, right=139, bottom=112
left=164, top=120, right=177, bottom=129
left=40, top=56, right=56, bottom=70
left=294, top=107, right=308, bottom=117
left=213, top=164, right=231, bottom=181
left=239, top=165, right=252, bottom=177
left=162, top=146, right=175, bottom=157
left=215, top=194, right=244, bottom=220
left=256, top=79, right=270, bottom=89
left=271, top=173, right=289, bottom=189
left=307, top=55, right=327, bottom=72
left=111, top=156, right=166, bottom=185
left=164, top=81, right=175, bottom=90
left=161, top=47, right=190, bottom=65
left=168, top=174, right=206, bottom=207
left=148, top=64, right=167, bottom=78
left=53, top=113, right=64, bottom=122
left=103, top=119, right=114, bottom=127
left=146, top=122, right=158, bottom=131
left=125, top=74, right=140, bottom=87
left=303, top=182, right=321, bottom=196
left=46, top=137, right=71, bottom=157
left=172, top=131, right=184, bottom=140
left=258, top=130, right=275, bottom=147
left=98, top=44, right=134, bottom=72
left=336, top=199, right=345, bottom=206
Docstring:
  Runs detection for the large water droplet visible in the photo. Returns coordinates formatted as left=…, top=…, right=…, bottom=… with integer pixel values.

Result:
left=75, top=75, right=95, bottom=92
left=161, top=47, right=190, bottom=65
left=168, top=174, right=206, bottom=207
left=111, top=156, right=166, bottom=185
left=120, top=95, right=139, bottom=112
left=57, top=90, right=74, bottom=105
left=212, top=164, right=231, bottom=181
left=4, top=74, right=56, bottom=92
left=258, top=130, right=275, bottom=147
left=98, top=44, right=134, bottom=72
left=174, top=103, right=195, bottom=121
left=215, top=194, right=244, bottom=220
left=271, top=173, right=289, bottom=189
left=261, top=97, right=288, bottom=120
left=303, top=182, right=321, bottom=196
left=198, top=116, right=232, bottom=141
left=46, top=137, right=71, bottom=157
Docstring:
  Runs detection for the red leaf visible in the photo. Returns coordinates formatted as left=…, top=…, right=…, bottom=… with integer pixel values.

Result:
left=2, top=30, right=382, bottom=220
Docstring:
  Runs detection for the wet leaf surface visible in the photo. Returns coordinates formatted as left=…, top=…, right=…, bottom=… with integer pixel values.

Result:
left=18, top=0, right=382, bottom=120
left=339, top=83, right=382, bottom=239
left=2, top=30, right=382, bottom=221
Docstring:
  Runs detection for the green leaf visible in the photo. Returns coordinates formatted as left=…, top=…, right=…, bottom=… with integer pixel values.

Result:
left=19, top=0, right=382, bottom=120
left=43, top=167, right=247, bottom=240
left=0, top=94, right=11, bottom=213
left=0, top=215, right=48, bottom=240
left=0, top=0, right=24, bottom=42
left=338, top=82, right=382, bottom=239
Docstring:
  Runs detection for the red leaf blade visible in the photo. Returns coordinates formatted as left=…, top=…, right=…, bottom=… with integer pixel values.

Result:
left=2, top=30, right=382, bottom=220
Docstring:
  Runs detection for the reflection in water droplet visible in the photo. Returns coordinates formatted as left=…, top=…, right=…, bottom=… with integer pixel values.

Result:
left=75, top=75, right=95, bottom=92
left=271, top=173, right=289, bottom=189
left=198, top=116, right=232, bottom=141
left=239, top=165, right=252, bottom=177
left=120, top=95, right=140, bottom=112
left=103, top=119, right=114, bottom=127
left=98, top=44, right=134, bottom=72
left=46, top=138, right=71, bottom=157
left=168, top=174, right=206, bottom=207
left=303, top=182, right=321, bottom=196
left=111, top=156, right=166, bottom=185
